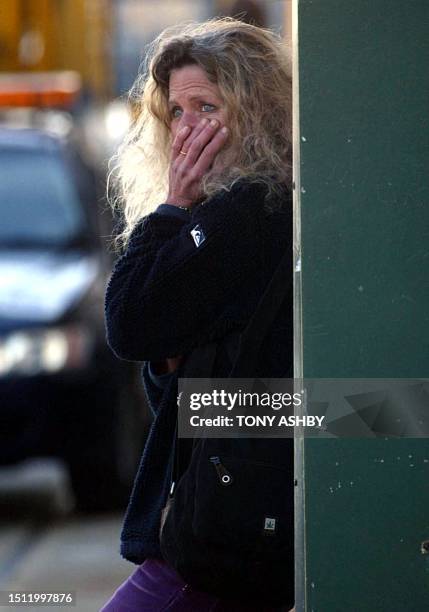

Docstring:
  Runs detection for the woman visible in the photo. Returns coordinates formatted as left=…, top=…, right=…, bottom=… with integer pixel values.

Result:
left=102, top=18, right=294, bottom=612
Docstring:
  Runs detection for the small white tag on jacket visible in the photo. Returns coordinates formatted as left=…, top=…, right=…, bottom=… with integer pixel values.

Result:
left=264, top=517, right=277, bottom=532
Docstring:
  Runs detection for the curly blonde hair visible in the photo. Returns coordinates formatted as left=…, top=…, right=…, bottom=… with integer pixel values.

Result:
left=109, top=17, right=292, bottom=251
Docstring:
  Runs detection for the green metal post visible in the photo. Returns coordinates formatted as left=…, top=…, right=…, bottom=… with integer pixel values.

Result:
left=294, top=1, right=429, bottom=610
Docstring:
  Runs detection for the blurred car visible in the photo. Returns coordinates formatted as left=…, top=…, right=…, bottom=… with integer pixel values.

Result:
left=0, top=124, right=148, bottom=512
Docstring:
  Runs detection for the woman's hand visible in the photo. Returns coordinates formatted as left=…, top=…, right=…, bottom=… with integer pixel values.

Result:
left=166, top=118, right=229, bottom=208
left=151, top=356, right=183, bottom=375
left=166, top=356, right=183, bottom=372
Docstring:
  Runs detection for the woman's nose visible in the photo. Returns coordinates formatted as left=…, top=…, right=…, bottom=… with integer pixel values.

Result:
left=179, top=111, right=199, bottom=130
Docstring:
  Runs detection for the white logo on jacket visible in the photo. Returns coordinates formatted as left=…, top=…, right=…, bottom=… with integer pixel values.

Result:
left=190, top=225, right=206, bottom=247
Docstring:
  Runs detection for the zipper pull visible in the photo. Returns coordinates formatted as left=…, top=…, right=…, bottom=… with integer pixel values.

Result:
left=169, top=481, right=175, bottom=496
left=209, top=456, right=233, bottom=486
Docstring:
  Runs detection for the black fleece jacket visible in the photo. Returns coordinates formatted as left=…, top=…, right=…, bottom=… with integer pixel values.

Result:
left=104, top=179, right=293, bottom=562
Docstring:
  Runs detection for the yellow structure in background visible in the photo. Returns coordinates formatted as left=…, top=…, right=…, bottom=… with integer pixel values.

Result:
left=0, top=0, right=112, bottom=100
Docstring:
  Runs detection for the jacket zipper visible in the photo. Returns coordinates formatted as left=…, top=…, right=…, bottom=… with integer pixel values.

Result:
left=209, top=456, right=233, bottom=485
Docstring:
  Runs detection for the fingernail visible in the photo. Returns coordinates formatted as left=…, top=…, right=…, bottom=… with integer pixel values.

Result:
left=200, top=118, right=208, bottom=126
left=180, top=126, right=190, bottom=134
left=210, top=119, right=218, bottom=128
left=221, top=126, right=228, bottom=134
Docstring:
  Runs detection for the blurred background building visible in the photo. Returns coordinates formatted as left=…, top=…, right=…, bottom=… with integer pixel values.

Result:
left=0, top=1, right=291, bottom=98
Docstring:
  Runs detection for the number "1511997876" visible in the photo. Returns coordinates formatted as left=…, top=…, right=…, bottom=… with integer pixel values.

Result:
left=6, top=592, right=74, bottom=605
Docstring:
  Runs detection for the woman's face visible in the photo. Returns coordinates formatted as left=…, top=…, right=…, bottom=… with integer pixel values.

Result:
left=168, top=64, right=228, bottom=139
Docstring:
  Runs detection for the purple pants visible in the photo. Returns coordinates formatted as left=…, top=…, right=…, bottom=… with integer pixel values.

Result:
left=100, top=558, right=289, bottom=611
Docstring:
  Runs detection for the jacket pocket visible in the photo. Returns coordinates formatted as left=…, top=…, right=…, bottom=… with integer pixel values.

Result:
left=192, top=454, right=293, bottom=555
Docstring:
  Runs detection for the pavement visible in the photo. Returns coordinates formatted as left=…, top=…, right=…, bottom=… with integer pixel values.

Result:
left=0, top=458, right=133, bottom=611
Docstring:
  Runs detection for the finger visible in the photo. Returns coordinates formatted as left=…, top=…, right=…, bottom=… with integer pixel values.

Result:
left=171, top=119, right=210, bottom=172
left=171, top=125, right=191, bottom=161
left=181, top=118, right=210, bottom=153
left=172, top=118, right=210, bottom=162
left=191, top=127, right=229, bottom=177
left=172, top=118, right=213, bottom=172
left=185, top=119, right=222, bottom=166
left=175, top=120, right=211, bottom=170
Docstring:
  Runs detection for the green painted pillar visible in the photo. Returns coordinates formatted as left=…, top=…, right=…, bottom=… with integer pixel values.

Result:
left=294, top=1, right=429, bottom=610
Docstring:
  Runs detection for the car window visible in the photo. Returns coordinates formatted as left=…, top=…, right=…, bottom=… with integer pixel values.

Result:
left=0, top=148, right=86, bottom=247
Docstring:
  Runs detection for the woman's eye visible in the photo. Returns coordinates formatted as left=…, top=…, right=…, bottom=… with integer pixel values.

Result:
left=201, top=103, right=216, bottom=112
left=171, top=107, right=182, bottom=118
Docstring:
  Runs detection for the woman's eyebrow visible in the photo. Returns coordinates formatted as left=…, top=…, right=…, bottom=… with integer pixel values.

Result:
left=168, top=94, right=219, bottom=106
